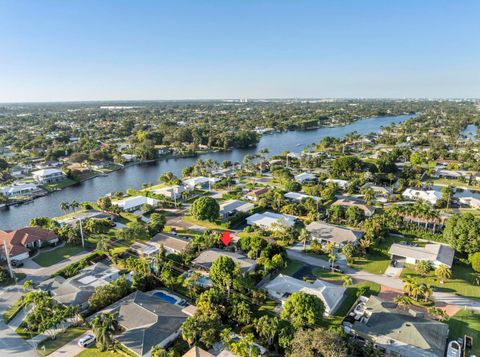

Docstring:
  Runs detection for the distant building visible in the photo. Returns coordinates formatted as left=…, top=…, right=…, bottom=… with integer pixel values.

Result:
left=0, top=183, right=41, bottom=197
left=343, top=296, right=449, bottom=357
left=284, top=192, right=320, bottom=202
left=332, top=197, right=375, bottom=217
left=32, top=168, right=65, bottom=184
left=246, top=211, right=296, bottom=230
left=324, top=178, right=349, bottom=190
left=294, top=172, right=316, bottom=184
left=402, top=189, right=442, bottom=205
left=112, top=196, right=158, bottom=212
left=182, top=177, right=218, bottom=190
left=306, top=221, right=363, bottom=247
left=219, top=200, right=254, bottom=220
left=264, top=274, right=345, bottom=315
left=151, top=233, right=190, bottom=254
left=389, top=243, right=454, bottom=268
left=244, top=187, right=269, bottom=202
left=0, top=227, right=59, bottom=261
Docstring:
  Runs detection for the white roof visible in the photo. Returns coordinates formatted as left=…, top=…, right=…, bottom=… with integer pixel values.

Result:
left=295, top=172, right=316, bottom=181
left=284, top=192, right=320, bottom=202
left=402, top=189, right=441, bottom=204
left=246, top=211, right=296, bottom=229
left=219, top=200, right=254, bottom=214
left=32, top=168, right=63, bottom=176
left=325, top=178, right=349, bottom=187
left=389, top=243, right=454, bottom=267
left=152, top=185, right=185, bottom=195
left=265, top=274, right=346, bottom=315
left=0, top=183, right=38, bottom=194
left=112, top=196, right=158, bottom=210
left=183, top=176, right=219, bottom=188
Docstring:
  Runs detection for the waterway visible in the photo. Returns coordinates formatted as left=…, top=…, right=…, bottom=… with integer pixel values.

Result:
left=461, top=124, right=478, bottom=142
left=0, top=114, right=414, bottom=229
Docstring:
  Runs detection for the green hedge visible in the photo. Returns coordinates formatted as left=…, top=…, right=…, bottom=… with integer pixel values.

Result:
left=52, top=251, right=105, bottom=278
left=3, top=297, right=25, bottom=323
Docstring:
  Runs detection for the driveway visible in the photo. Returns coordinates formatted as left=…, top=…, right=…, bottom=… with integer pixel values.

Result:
left=16, top=250, right=91, bottom=284
left=47, top=330, right=93, bottom=357
left=384, top=258, right=404, bottom=278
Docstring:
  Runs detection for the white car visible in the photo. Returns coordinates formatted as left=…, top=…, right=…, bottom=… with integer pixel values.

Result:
left=78, top=334, right=96, bottom=348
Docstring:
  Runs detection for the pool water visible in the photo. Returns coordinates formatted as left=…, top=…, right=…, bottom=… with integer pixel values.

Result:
left=153, top=291, right=178, bottom=304
left=197, top=275, right=212, bottom=287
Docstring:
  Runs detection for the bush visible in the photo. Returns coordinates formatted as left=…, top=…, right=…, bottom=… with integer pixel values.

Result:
left=53, top=252, right=105, bottom=278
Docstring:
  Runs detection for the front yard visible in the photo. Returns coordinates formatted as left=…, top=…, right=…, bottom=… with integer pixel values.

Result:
left=448, top=309, right=480, bottom=356
left=37, top=327, right=87, bottom=356
left=400, top=262, right=480, bottom=300
left=33, top=245, right=86, bottom=267
left=75, top=347, right=123, bottom=357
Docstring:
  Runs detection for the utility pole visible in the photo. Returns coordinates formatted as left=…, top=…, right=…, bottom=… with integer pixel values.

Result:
left=4, top=243, right=14, bottom=279
left=79, top=219, right=85, bottom=248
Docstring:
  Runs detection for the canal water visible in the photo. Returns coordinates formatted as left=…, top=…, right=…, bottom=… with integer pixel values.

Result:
left=0, top=114, right=414, bottom=229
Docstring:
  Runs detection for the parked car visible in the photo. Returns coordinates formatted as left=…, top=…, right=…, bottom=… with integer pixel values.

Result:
left=78, top=334, right=96, bottom=348
left=10, top=260, right=24, bottom=267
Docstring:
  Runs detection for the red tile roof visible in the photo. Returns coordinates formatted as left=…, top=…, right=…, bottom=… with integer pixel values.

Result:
left=0, top=227, right=58, bottom=258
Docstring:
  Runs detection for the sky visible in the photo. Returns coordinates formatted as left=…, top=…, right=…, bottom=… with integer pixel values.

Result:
left=0, top=0, right=479, bottom=102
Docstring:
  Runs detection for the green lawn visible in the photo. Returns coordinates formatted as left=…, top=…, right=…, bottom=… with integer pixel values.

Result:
left=16, top=323, right=35, bottom=340
left=349, top=254, right=390, bottom=275
left=281, top=259, right=304, bottom=276
left=183, top=215, right=230, bottom=230
left=33, top=245, right=86, bottom=267
left=41, top=178, right=78, bottom=192
left=75, top=347, right=122, bottom=357
left=3, top=297, right=25, bottom=323
left=0, top=272, right=26, bottom=288
left=434, top=178, right=480, bottom=191
left=38, top=327, right=87, bottom=356
left=400, top=262, right=480, bottom=300
left=448, top=310, right=480, bottom=356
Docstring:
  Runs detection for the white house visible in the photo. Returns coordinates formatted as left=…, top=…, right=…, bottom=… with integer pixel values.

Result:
left=402, top=188, right=442, bottom=205
left=246, top=211, right=296, bottom=230
left=0, top=183, right=40, bottom=197
left=264, top=274, right=346, bottom=315
left=324, top=178, right=349, bottom=190
left=389, top=243, right=455, bottom=268
left=32, top=168, right=65, bottom=184
left=294, top=172, right=316, bottom=184
left=284, top=191, right=320, bottom=202
left=152, top=185, right=186, bottom=200
left=183, top=176, right=219, bottom=190
left=112, top=196, right=159, bottom=212
left=458, top=196, right=480, bottom=209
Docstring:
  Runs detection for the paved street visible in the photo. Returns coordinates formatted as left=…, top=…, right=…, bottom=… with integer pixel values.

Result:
left=287, top=248, right=480, bottom=312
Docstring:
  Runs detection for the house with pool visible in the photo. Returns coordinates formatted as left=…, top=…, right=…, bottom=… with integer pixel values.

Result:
left=95, top=290, right=192, bottom=356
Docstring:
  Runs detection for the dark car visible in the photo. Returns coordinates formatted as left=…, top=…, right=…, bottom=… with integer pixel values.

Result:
left=10, top=260, right=24, bottom=267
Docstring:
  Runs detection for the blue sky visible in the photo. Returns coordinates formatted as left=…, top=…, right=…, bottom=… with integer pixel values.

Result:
left=0, top=0, right=479, bottom=102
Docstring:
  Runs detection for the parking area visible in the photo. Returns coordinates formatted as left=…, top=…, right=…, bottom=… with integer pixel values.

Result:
left=384, top=257, right=404, bottom=278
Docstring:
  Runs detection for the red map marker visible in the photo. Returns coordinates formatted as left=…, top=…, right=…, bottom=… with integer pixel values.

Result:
left=220, top=231, right=232, bottom=246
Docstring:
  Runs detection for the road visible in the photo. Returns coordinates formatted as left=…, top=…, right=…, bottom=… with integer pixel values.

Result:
left=0, top=287, right=36, bottom=357
left=47, top=330, right=92, bottom=357
left=287, top=248, right=480, bottom=312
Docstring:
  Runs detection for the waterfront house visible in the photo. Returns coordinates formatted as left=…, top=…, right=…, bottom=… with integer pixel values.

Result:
left=32, top=168, right=65, bottom=184
left=0, top=227, right=59, bottom=261
left=246, top=211, right=296, bottom=230
left=219, top=199, right=254, bottom=220
left=458, top=196, right=480, bottom=209
left=343, top=296, right=449, bottom=357
left=264, top=274, right=345, bottom=315
left=183, top=176, right=218, bottom=190
left=151, top=185, right=186, bottom=200
left=388, top=243, right=454, bottom=268
left=193, top=248, right=257, bottom=273
left=112, top=196, right=159, bottom=212
left=306, top=221, right=363, bottom=247
left=0, top=183, right=41, bottom=197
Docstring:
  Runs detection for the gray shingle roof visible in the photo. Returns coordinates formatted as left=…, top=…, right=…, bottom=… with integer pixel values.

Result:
left=193, top=248, right=256, bottom=272
left=306, top=221, right=363, bottom=245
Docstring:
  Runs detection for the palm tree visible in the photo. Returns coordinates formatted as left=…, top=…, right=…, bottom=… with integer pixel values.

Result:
left=298, top=228, right=309, bottom=252
left=342, top=275, right=352, bottom=288
left=91, top=312, right=118, bottom=352
left=328, top=254, right=337, bottom=272
left=402, top=276, right=417, bottom=298
left=71, top=200, right=80, bottom=212
left=441, top=185, right=454, bottom=209
left=394, top=294, right=411, bottom=307
left=420, top=284, right=433, bottom=302
left=22, top=279, right=33, bottom=291
left=323, top=241, right=335, bottom=255
left=59, top=202, right=70, bottom=215
left=435, top=264, right=452, bottom=284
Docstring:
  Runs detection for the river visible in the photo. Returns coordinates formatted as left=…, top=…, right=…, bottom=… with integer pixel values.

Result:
left=0, top=114, right=415, bottom=229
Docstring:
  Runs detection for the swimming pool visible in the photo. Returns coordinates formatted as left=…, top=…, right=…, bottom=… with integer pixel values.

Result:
left=197, top=275, right=212, bottom=287
left=153, top=291, right=178, bottom=305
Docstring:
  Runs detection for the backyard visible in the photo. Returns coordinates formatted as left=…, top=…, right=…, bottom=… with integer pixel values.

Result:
left=33, top=245, right=86, bottom=267
left=448, top=309, right=480, bottom=356
left=400, top=262, right=480, bottom=300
